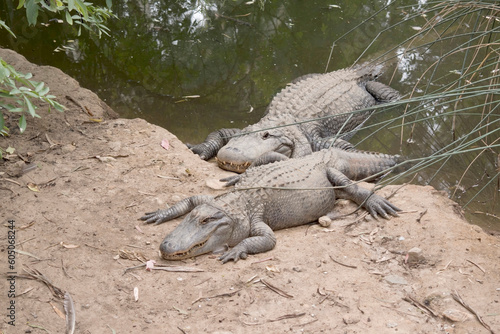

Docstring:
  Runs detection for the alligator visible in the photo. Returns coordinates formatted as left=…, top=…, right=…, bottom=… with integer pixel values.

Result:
left=141, top=147, right=401, bottom=263
left=188, top=66, right=400, bottom=173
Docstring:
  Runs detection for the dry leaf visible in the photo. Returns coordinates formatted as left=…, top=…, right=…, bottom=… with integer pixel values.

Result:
left=88, top=118, right=103, bottom=122
left=161, top=139, right=170, bottom=150
left=60, top=242, right=80, bottom=249
left=49, top=301, right=65, bottom=319
left=266, top=265, right=281, bottom=273
left=95, top=156, right=116, bottom=163
left=134, top=287, right=139, bottom=302
left=27, top=183, right=40, bottom=192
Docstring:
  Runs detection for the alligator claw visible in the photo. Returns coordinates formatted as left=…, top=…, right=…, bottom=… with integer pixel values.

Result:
left=219, top=175, right=241, bottom=187
left=364, top=194, right=400, bottom=219
left=139, top=210, right=167, bottom=225
left=219, top=247, right=248, bottom=263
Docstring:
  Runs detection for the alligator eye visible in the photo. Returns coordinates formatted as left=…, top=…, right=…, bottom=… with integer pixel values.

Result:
left=262, top=131, right=270, bottom=139
left=200, top=217, right=213, bottom=225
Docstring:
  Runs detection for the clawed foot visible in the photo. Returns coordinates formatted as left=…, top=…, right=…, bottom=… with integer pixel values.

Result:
left=219, top=247, right=248, bottom=263
left=219, top=175, right=241, bottom=187
left=139, top=210, right=168, bottom=225
left=186, top=143, right=209, bottom=160
left=364, top=194, right=400, bottom=219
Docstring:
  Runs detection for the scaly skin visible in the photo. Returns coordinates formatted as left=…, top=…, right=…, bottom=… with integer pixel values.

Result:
left=188, top=66, right=400, bottom=173
left=141, top=148, right=402, bottom=263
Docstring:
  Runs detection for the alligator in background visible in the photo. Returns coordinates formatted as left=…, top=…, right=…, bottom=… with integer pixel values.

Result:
left=141, top=147, right=401, bottom=263
left=188, top=66, right=400, bottom=173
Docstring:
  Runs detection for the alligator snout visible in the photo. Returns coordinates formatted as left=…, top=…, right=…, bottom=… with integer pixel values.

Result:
left=217, top=146, right=252, bottom=173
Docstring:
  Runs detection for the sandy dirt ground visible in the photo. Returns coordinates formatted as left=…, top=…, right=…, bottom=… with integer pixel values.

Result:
left=0, top=47, right=499, bottom=334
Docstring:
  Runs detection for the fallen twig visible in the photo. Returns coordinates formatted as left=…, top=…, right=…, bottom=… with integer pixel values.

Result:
left=402, top=295, right=440, bottom=318
left=26, top=322, right=51, bottom=333
left=329, top=255, right=357, bottom=269
left=260, top=279, right=293, bottom=299
left=416, top=209, right=428, bottom=223
left=452, top=289, right=495, bottom=333
left=14, top=249, right=41, bottom=260
left=148, top=265, right=204, bottom=273
left=269, top=312, right=306, bottom=322
left=123, top=263, right=147, bottom=275
left=0, top=178, right=22, bottom=186
left=251, top=257, right=273, bottom=264
left=192, top=289, right=242, bottom=304
left=466, top=259, right=486, bottom=274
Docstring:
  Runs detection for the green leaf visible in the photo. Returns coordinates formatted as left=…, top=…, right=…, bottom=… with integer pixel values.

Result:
left=34, top=81, right=44, bottom=93
left=23, top=95, right=36, bottom=117
left=17, top=0, right=25, bottom=10
left=18, top=114, right=27, bottom=133
left=53, top=101, right=65, bottom=112
left=0, top=110, right=4, bottom=132
left=65, top=10, right=73, bottom=25
left=39, top=86, right=50, bottom=96
left=67, top=0, right=75, bottom=11
left=25, top=0, right=39, bottom=26
left=0, top=20, right=16, bottom=38
left=74, top=0, right=89, bottom=20
left=9, top=88, right=21, bottom=95
left=106, top=0, right=112, bottom=9
left=24, top=72, right=33, bottom=79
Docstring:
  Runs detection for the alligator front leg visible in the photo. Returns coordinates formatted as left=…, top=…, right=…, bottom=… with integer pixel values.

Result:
left=219, top=206, right=277, bottom=263
left=187, top=128, right=242, bottom=160
left=140, top=195, right=213, bottom=225
left=326, top=168, right=400, bottom=219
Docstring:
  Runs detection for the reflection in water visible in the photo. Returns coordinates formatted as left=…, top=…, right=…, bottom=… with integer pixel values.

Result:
left=0, top=0, right=498, bottom=230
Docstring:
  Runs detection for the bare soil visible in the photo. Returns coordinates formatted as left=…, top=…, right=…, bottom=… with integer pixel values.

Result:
left=1, top=47, right=499, bottom=334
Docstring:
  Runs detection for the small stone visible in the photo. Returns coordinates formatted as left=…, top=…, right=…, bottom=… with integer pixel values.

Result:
left=384, top=274, right=408, bottom=285
left=343, top=314, right=360, bottom=325
left=318, top=216, right=332, bottom=227
left=443, top=309, right=473, bottom=322
left=386, top=322, right=398, bottom=328
left=61, top=144, right=76, bottom=153
left=407, top=247, right=426, bottom=265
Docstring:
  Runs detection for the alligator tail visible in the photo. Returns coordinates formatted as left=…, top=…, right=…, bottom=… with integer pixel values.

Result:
left=337, top=149, right=403, bottom=182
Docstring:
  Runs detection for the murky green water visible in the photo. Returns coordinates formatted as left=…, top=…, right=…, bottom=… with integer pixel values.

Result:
left=1, top=0, right=498, bottom=230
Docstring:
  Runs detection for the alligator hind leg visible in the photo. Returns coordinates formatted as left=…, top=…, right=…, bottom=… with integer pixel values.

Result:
left=326, top=168, right=400, bottom=219
left=365, top=81, right=400, bottom=103
left=140, top=195, right=214, bottom=225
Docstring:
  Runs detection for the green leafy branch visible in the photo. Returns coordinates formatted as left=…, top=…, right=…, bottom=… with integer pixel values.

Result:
left=0, top=0, right=115, bottom=137
left=0, top=58, right=65, bottom=135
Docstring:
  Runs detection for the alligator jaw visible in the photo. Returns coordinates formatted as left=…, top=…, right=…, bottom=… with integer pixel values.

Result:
left=216, top=130, right=293, bottom=173
left=216, top=158, right=251, bottom=173
left=160, top=237, right=209, bottom=260
left=159, top=204, right=234, bottom=260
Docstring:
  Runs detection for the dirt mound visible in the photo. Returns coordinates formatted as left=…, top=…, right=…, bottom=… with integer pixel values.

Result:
left=1, top=47, right=499, bottom=333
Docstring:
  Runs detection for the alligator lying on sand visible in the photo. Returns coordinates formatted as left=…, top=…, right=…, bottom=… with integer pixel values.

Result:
left=141, top=147, right=401, bottom=263
left=188, top=66, right=400, bottom=173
